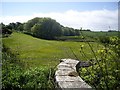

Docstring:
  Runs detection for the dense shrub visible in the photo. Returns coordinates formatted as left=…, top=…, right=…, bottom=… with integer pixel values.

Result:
left=99, top=36, right=110, bottom=44
left=2, top=66, right=55, bottom=89
left=2, top=45, right=56, bottom=89
left=79, top=36, right=120, bottom=89
left=24, top=17, right=62, bottom=40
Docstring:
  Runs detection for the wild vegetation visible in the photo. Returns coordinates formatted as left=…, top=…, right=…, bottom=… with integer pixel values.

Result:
left=1, top=17, right=120, bottom=89
left=2, top=32, right=103, bottom=89
left=79, top=33, right=120, bottom=89
left=2, top=44, right=55, bottom=89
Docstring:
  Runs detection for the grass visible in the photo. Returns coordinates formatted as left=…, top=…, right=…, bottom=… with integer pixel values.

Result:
left=3, top=32, right=103, bottom=69
left=2, top=32, right=119, bottom=89
left=81, top=31, right=119, bottom=38
left=57, top=31, right=119, bottom=42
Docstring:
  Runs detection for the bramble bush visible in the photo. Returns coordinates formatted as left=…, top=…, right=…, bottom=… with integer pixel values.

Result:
left=79, top=36, right=120, bottom=90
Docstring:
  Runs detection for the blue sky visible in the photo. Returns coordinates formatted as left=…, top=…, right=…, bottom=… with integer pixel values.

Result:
left=2, top=2, right=118, bottom=16
left=1, top=2, right=118, bottom=31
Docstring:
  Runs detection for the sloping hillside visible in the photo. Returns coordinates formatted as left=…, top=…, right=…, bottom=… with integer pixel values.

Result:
left=3, top=32, right=102, bottom=68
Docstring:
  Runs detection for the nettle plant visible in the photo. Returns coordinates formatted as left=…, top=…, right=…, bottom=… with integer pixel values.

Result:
left=79, top=36, right=120, bottom=90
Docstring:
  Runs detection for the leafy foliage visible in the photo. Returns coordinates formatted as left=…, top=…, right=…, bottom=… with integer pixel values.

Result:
left=24, top=17, right=62, bottom=39
left=79, top=36, right=120, bottom=89
left=62, top=26, right=80, bottom=36
left=2, top=45, right=56, bottom=89
left=0, top=23, right=12, bottom=37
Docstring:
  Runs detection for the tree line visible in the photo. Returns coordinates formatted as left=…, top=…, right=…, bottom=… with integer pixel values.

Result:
left=1, top=17, right=91, bottom=39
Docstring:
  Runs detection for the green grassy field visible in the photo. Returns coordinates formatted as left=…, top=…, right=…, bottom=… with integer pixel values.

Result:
left=81, top=31, right=119, bottom=38
left=3, top=32, right=103, bottom=69
left=57, top=31, right=119, bottom=42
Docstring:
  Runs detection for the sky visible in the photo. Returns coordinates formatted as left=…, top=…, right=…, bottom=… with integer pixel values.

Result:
left=0, top=2, right=118, bottom=31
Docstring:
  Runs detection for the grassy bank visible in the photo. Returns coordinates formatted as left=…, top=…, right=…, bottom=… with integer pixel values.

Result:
left=3, top=32, right=103, bottom=69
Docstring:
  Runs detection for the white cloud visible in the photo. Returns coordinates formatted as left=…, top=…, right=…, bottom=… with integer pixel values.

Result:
left=0, top=9, right=118, bottom=31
